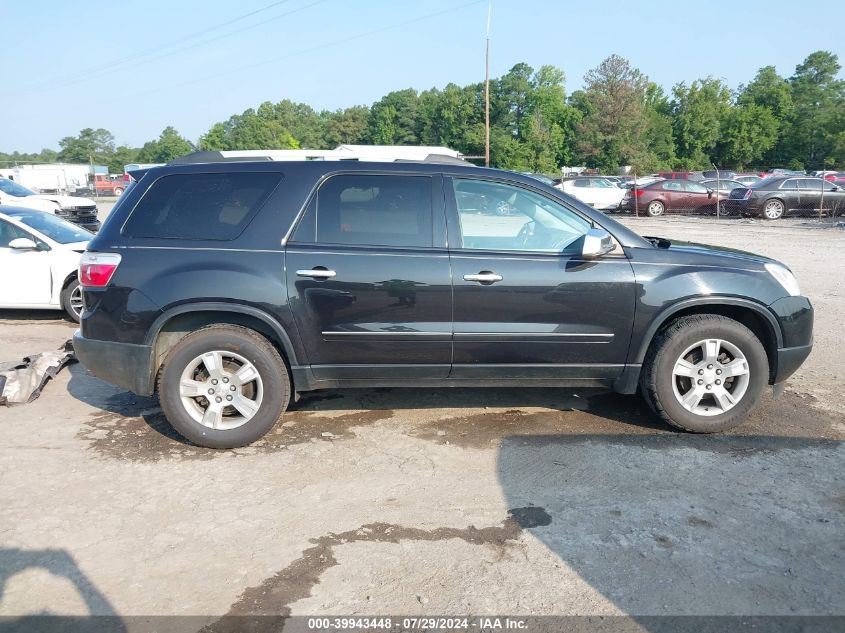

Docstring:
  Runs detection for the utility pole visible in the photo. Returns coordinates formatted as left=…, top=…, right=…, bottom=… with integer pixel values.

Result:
left=484, top=2, right=491, bottom=168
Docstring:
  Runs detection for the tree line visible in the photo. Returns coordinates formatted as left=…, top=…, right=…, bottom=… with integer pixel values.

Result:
left=3, top=51, right=843, bottom=175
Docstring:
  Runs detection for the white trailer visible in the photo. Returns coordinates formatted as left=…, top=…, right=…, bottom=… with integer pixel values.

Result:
left=2, top=164, right=92, bottom=194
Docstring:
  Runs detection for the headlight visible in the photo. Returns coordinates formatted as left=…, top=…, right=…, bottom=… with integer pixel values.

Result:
left=765, top=263, right=801, bottom=296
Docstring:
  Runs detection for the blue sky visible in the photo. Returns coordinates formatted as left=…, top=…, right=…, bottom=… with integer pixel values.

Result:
left=3, top=0, right=843, bottom=152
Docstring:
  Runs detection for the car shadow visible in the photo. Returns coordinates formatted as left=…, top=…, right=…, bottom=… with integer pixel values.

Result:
left=496, top=432, right=845, bottom=625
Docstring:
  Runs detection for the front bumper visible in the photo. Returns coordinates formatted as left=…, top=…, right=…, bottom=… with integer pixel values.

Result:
left=71, top=218, right=101, bottom=232
left=769, top=295, right=814, bottom=384
left=72, top=330, right=154, bottom=395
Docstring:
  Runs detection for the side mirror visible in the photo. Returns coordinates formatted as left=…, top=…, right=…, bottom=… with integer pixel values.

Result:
left=581, top=228, right=616, bottom=259
left=9, top=237, right=38, bottom=250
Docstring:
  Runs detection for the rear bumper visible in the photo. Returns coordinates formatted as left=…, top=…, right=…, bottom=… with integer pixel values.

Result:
left=72, top=330, right=154, bottom=395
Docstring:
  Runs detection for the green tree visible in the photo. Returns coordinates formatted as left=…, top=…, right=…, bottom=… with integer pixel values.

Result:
left=368, top=89, right=419, bottom=145
left=322, top=106, right=370, bottom=146
left=108, top=145, right=140, bottom=173
left=738, top=66, right=794, bottom=166
left=57, top=128, right=115, bottom=164
left=783, top=51, right=845, bottom=169
left=715, top=104, right=779, bottom=169
left=137, top=126, right=194, bottom=163
left=572, top=55, right=652, bottom=172
left=671, top=78, right=731, bottom=168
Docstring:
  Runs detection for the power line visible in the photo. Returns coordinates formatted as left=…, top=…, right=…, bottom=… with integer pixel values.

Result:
left=24, top=0, right=298, bottom=91
left=129, top=0, right=485, bottom=100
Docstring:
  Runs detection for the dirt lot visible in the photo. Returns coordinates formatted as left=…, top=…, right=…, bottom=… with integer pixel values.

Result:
left=0, top=211, right=843, bottom=628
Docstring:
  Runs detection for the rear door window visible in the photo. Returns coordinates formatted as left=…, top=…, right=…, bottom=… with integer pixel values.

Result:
left=297, top=174, right=433, bottom=248
left=122, top=172, right=282, bottom=240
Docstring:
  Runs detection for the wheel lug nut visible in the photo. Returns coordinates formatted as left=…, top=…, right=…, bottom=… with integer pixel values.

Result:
left=707, top=364, right=713, bottom=370
left=223, top=377, right=229, bottom=383
left=716, top=369, right=722, bottom=375
left=215, top=397, right=222, bottom=403
left=698, top=369, right=704, bottom=375
left=697, top=379, right=703, bottom=385
left=207, top=388, right=214, bottom=395
left=226, top=395, right=233, bottom=401
left=715, top=379, right=721, bottom=385
left=211, top=379, right=218, bottom=385
left=230, top=385, right=236, bottom=391
left=706, top=384, right=712, bottom=390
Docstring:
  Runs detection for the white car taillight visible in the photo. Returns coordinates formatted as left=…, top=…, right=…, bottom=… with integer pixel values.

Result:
left=79, top=252, right=122, bottom=287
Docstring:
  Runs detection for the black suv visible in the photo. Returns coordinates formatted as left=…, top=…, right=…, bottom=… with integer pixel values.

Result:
left=73, top=160, right=813, bottom=448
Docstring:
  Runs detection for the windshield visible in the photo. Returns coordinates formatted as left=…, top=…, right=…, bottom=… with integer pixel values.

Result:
left=7, top=210, right=93, bottom=244
left=0, top=178, right=36, bottom=197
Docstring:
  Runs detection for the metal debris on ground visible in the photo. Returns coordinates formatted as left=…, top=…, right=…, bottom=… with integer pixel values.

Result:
left=0, top=340, right=76, bottom=405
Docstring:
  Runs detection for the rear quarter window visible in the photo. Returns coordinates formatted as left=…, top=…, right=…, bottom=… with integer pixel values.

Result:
left=121, top=172, right=282, bottom=240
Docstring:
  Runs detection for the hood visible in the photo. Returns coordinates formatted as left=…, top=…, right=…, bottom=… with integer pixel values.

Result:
left=31, top=194, right=96, bottom=208
left=645, top=236, right=778, bottom=267
left=2, top=196, right=59, bottom=213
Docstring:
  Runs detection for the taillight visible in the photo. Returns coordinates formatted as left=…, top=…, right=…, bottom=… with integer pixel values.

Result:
left=634, top=189, right=646, bottom=197
left=79, top=252, right=122, bottom=287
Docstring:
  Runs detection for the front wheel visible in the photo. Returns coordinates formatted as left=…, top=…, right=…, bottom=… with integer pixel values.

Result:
left=641, top=314, right=769, bottom=433
left=113, top=187, right=124, bottom=196
left=158, top=325, right=290, bottom=448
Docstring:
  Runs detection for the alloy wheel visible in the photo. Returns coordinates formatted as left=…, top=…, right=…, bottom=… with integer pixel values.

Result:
left=671, top=338, right=750, bottom=417
left=178, top=350, right=264, bottom=430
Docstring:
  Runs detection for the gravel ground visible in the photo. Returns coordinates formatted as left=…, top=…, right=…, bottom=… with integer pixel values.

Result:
left=0, top=211, right=842, bottom=628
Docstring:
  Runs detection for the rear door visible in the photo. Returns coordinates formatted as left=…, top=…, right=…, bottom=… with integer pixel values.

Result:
left=445, top=176, right=636, bottom=381
left=779, top=179, right=801, bottom=212
left=285, top=172, right=452, bottom=380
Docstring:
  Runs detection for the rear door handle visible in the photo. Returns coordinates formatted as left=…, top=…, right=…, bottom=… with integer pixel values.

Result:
left=296, top=268, right=336, bottom=279
left=463, top=272, right=503, bottom=284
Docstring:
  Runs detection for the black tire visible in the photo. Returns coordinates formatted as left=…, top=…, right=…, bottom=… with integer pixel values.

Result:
left=60, top=278, right=82, bottom=323
left=113, top=187, right=124, bottom=196
left=640, top=314, right=769, bottom=433
left=158, top=325, right=290, bottom=448
left=646, top=200, right=665, bottom=217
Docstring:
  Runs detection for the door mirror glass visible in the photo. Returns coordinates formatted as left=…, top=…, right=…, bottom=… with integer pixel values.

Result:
left=9, top=237, right=38, bottom=250
left=581, top=228, right=616, bottom=259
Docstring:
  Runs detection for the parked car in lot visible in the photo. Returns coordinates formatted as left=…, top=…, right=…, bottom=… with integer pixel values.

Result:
left=823, top=172, right=845, bottom=186
left=619, top=179, right=728, bottom=216
left=0, top=206, right=92, bottom=321
left=557, top=176, right=626, bottom=210
left=724, top=176, right=845, bottom=219
left=702, top=170, right=737, bottom=180
left=0, top=178, right=100, bottom=232
left=734, top=174, right=763, bottom=186
left=657, top=171, right=705, bottom=182
left=92, top=174, right=126, bottom=196
left=71, top=159, right=813, bottom=448
left=701, top=179, right=745, bottom=193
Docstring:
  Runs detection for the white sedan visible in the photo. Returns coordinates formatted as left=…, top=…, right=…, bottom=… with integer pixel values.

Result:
left=0, top=206, right=92, bottom=321
left=556, top=177, right=626, bottom=211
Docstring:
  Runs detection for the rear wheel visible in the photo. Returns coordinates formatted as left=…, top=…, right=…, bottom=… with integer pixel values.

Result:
left=113, top=187, right=124, bottom=196
left=762, top=199, right=784, bottom=220
left=60, top=278, right=83, bottom=322
left=641, top=314, right=768, bottom=433
left=158, top=325, right=290, bottom=448
left=646, top=200, right=665, bottom=217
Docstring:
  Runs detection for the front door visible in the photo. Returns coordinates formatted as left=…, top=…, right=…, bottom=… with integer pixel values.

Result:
left=0, top=219, right=52, bottom=305
left=445, top=176, right=636, bottom=381
left=285, top=173, right=452, bottom=380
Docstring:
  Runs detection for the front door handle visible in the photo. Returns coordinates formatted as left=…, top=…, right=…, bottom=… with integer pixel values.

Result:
left=463, top=271, right=503, bottom=284
left=296, top=268, right=337, bottom=279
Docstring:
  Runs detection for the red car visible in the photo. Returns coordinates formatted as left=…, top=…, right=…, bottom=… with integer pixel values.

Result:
left=824, top=172, right=845, bottom=186
left=619, top=179, right=729, bottom=216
